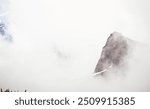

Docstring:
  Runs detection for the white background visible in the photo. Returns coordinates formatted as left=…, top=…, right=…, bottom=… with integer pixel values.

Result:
left=0, top=92, right=149, bottom=109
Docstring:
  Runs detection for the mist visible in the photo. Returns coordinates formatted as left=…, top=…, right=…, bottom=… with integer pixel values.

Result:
left=0, top=0, right=150, bottom=91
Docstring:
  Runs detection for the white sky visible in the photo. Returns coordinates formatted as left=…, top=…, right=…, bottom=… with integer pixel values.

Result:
left=9, top=0, right=150, bottom=44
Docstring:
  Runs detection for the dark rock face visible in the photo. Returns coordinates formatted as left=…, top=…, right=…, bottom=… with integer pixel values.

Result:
left=94, top=32, right=129, bottom=75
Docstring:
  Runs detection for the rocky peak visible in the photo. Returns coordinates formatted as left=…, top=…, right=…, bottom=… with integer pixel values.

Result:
left=94, top=32, right=130, bottom=75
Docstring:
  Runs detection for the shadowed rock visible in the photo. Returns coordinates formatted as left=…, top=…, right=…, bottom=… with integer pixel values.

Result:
left=94, top=32, right=131, bottom=75
left=0, top=21, right=12, bottom=42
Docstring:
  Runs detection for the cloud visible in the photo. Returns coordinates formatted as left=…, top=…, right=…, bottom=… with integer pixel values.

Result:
left=0, top=0, right=150, bottom=91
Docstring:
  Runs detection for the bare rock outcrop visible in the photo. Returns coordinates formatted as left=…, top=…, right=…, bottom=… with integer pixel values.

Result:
left=94, top=32, right=132, bottom=75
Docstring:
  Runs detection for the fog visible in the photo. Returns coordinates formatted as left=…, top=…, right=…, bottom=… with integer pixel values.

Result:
left=0, top=0, right=150, bottom=91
